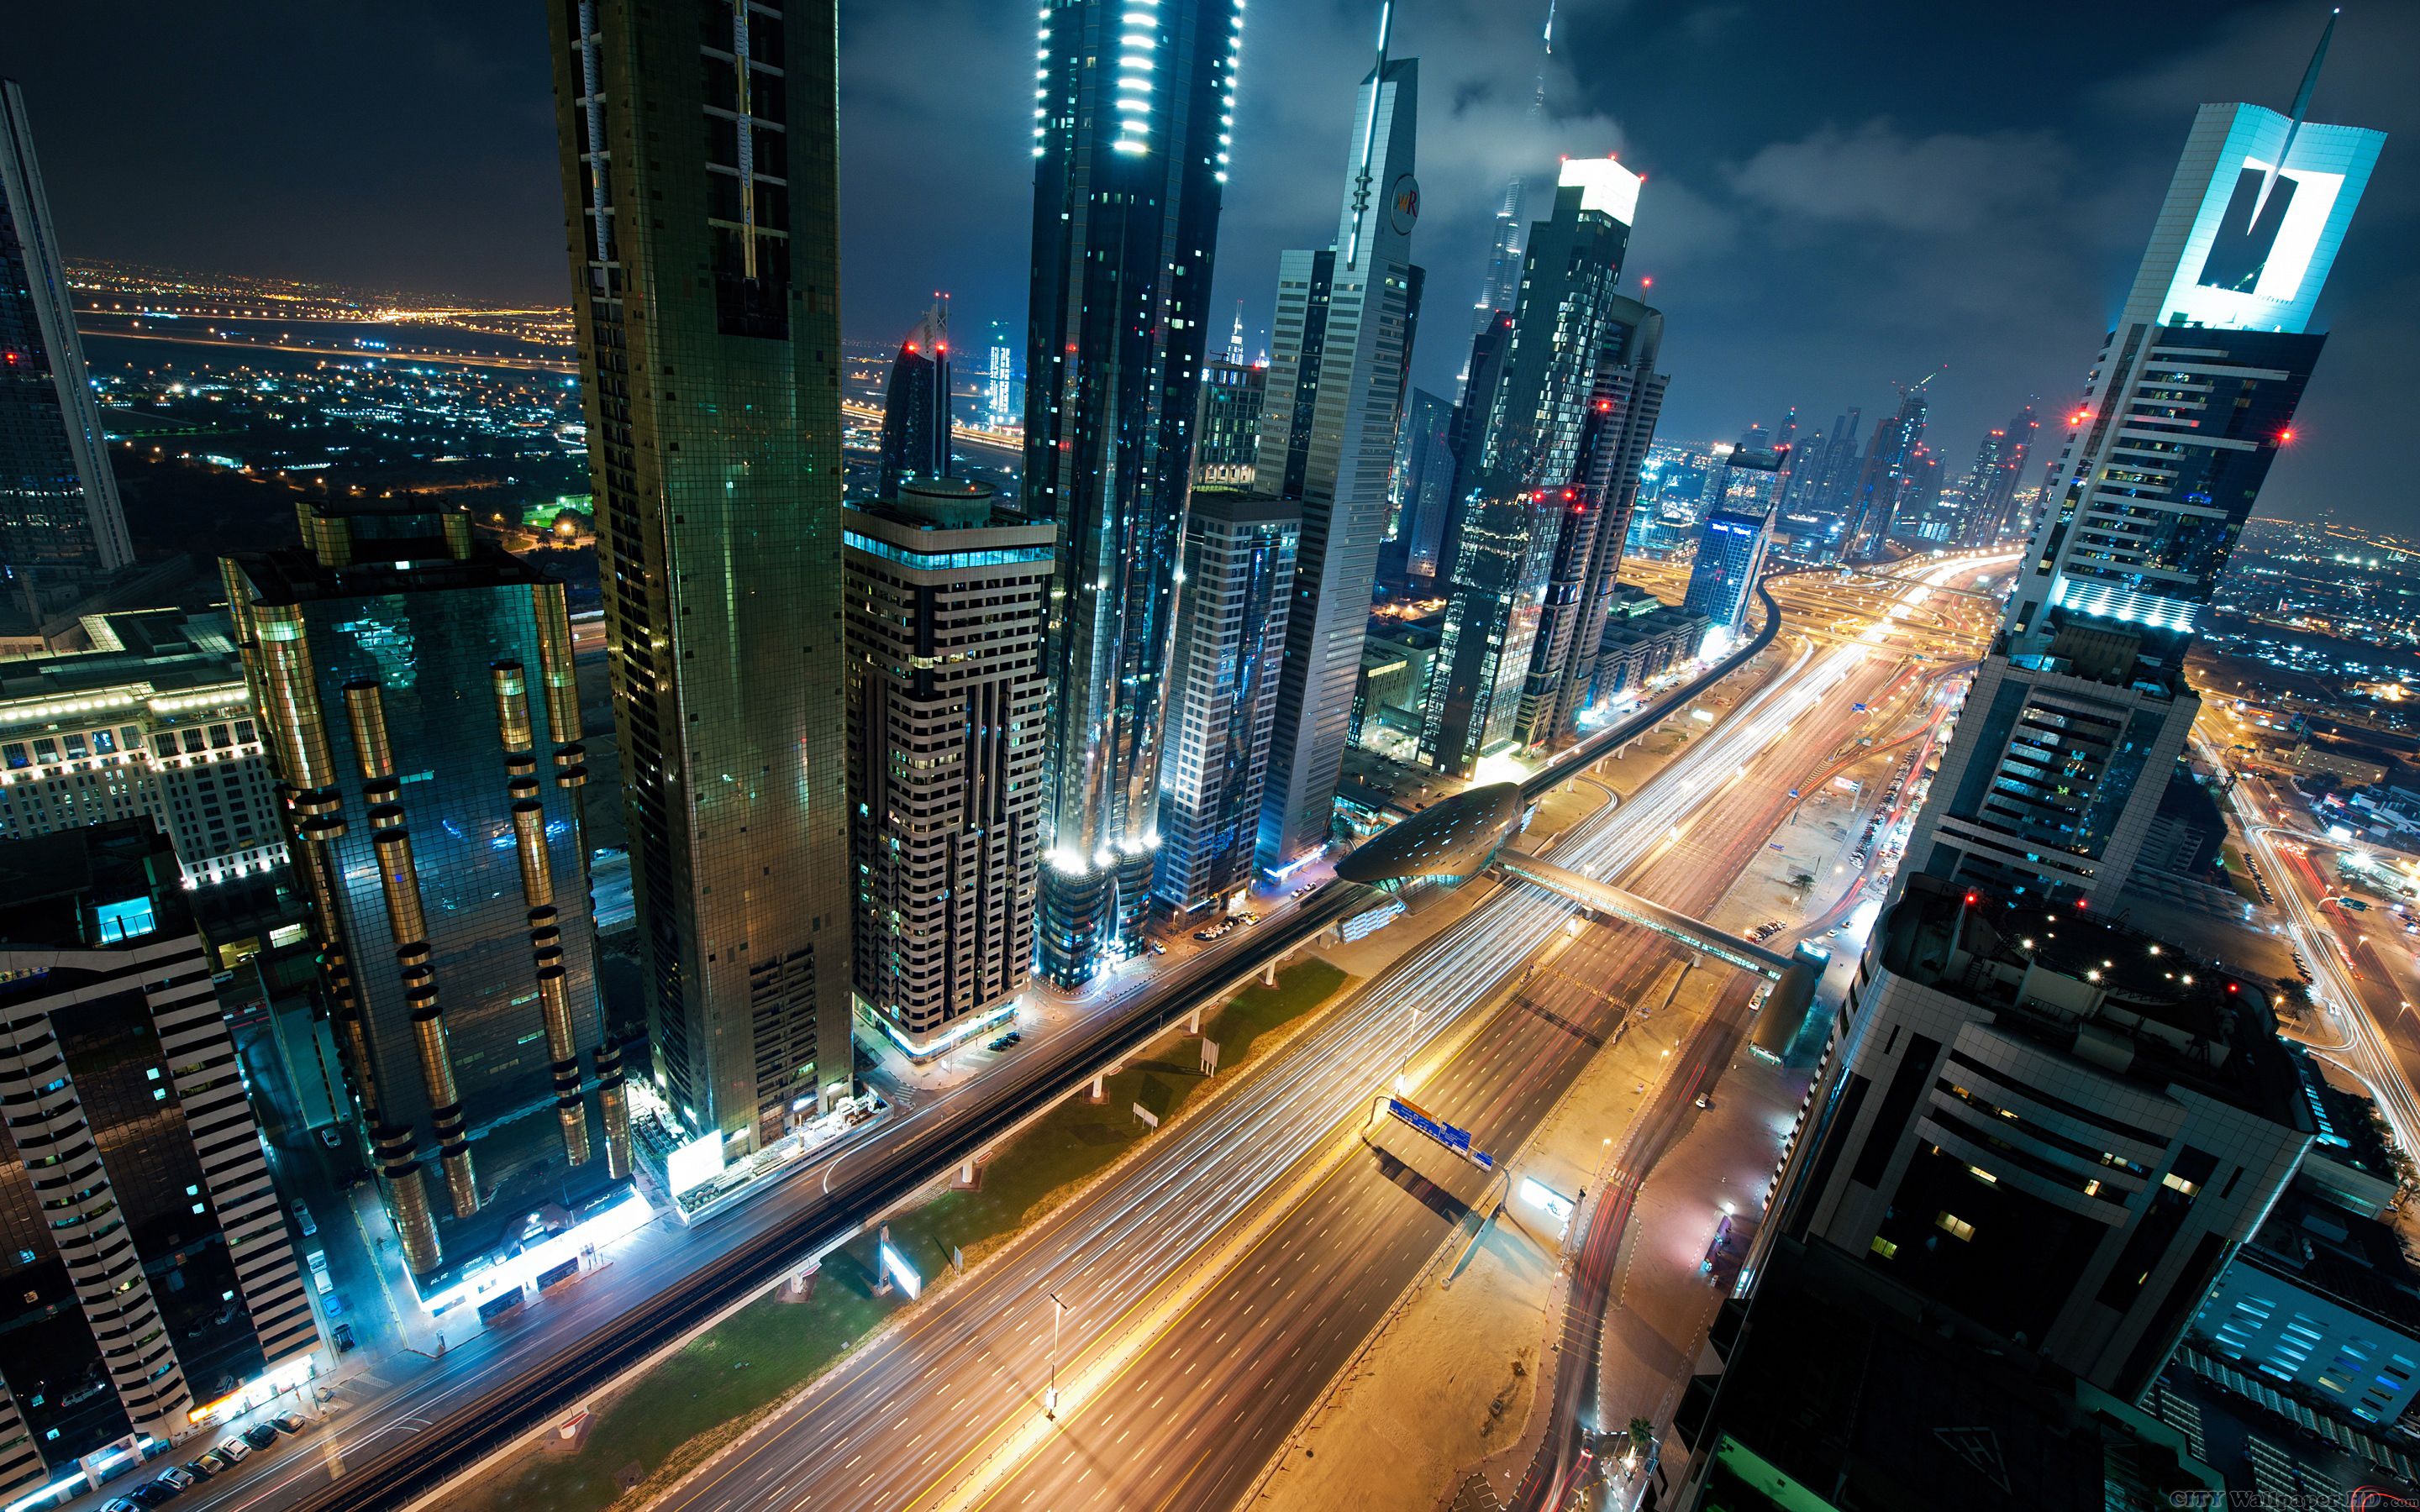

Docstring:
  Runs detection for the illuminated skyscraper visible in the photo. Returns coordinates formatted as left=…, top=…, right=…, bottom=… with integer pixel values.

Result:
left=1471, top=176, right=1529, bottom=346
left=225, top=500, right=628, bottom=1277
left=1421, top=157, right=1639, bottom=778
left=1156, top=490, right=1297, bottom=912
left=1681, top=508, right=1770, bottom=633
left=1519, top=294, right=1666, bottom=746
left=0, top=823, right=318, bottom=1493
left=1963, top=403, right=2040, bottom=547
left=550, top=0, right=855, bottom=1144
left=1027, top=0, right=1243, bottom=986
left=845, top=480, right=1052, bottom=1058
left=1192, top=357, right=1266, bottom=486
left=1253, top=18, right=1422, bottom=876
left=986, top=319, right=1017, bottom=430
left=1839, top=378, right=1931, bottom=562
left=0, top=80, right=131, bottom=625
left=1904, top=42, right=2381, bottom=908
left=1393, top=389, right=1455, bottom=580
left=876, top=300, right=952, bottom=501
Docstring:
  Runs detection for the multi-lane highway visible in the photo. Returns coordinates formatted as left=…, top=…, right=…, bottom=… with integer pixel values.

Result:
left=73, top=580, right=1781, bottom=1512
left=2212, top=758, right=2420, bottom=1155
left=651, top=556, right=2003, bottom=1512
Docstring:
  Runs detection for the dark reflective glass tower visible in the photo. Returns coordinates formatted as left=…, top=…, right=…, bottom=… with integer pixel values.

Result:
left=0, top=80, right=131, bottom=627
left=876, top=300, right=951, bottom=502
left=1420, top=158, right=1639, bottom=778
left=225, top=501, right=628, bottom=1278
left=549, top=0, right=854, bottom=1146
left=1026, top=0, right=1243, bottom=986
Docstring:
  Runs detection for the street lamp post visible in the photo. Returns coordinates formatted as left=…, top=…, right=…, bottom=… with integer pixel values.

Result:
left=1045, top=1291, right=1065, bottom=1420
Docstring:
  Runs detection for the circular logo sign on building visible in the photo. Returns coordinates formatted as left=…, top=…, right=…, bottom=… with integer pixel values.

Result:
left=1388, top=175, right=1421, bottom=236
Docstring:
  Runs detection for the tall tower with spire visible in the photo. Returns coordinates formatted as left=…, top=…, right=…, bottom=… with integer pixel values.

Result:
left=1466, top=1, right=1557, bottom=354
left=1902, top=14, right=2381, bottom=909
left=1250, top=8, right=1423, bottom=874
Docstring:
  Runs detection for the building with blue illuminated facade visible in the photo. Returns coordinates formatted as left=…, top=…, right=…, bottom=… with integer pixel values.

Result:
left=1025, top=0, right=1243, bottom=985
left=1681, top=508, right=1770, bottom=633
left=1902, top=89, right=2382, bottom=908
left=224, top=501, right=629, bottom=1278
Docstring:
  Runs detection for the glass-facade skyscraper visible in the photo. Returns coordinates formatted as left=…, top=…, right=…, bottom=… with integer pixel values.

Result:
left=1904, top=93, right=2382, bottom=907
left=0, top=79, right=131, bottom=627
left=1155, top=490, right=1297, bottom=913
left=1027, top=0, right=1243, bottom=986
left=549, top=0, right=855, bottom=1145
left=1421, top=158, right=1639, bottom=778
left=1681, top=507, right=1770, bottom=634
left=225, top=500, right=629, bottom=1278
left=876, top=300, right=951, bottom=501
left=1519, top=293, right=1666, bottom=746
left=1192, top=357, right=1266, bottom=487
left=1252, top=28, right=1422, bottom=876
left=1839, top=378, right=1931, bottom=563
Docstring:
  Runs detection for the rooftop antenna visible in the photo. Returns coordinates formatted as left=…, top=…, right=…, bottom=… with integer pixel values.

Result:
left=1533, top=0, right=1556, bottom=118
left=2258, top=8, right=2338, bottom=218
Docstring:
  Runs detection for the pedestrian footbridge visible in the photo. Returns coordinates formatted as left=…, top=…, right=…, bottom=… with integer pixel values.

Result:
left=1334, top=780, right=1819, bottom=1049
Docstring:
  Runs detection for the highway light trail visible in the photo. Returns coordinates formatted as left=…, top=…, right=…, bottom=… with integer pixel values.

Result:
left=668, top=558, right=2002, bottom=1512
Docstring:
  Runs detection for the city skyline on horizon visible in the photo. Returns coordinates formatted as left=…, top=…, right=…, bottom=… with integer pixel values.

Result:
left=4, top=1, right=2412, bottom=529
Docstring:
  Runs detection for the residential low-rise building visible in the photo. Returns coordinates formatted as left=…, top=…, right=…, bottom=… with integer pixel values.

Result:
left=2191, top=1189, right=2420, bottom=1429
left=0, top=608, right=287, bottom=894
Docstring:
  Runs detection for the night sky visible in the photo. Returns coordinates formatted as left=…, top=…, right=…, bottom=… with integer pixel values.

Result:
left=9, top=1, right=2412, bottom=525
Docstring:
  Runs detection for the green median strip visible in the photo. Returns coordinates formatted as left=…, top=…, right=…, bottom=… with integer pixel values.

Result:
left=464, top=956, right=1351, bottom=1512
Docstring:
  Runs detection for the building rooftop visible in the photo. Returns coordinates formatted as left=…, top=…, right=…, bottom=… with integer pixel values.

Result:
left=0, top=821, right=190, bottom=972
left=1876, top=874, right=2305, bottom=1118
left=2237, top=1189, right=2420, bottom=1339
left=227, top=498, right=550, bottom=604
left=1686, top=1239, right=2214, bottom=1512
left=0, top=609, right=248, bottom=716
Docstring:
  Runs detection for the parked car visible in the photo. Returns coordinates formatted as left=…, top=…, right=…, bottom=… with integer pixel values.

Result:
left=320, top=1126, right=344, bottom=1148
left=243, top=1421, right=281, bottom=1449
left=126, top=1483, right=178, bottom=1509
left=103, top=1500, right=141, bottom=1512
left=272, top=1411, right=307, bottom=1435
left=213, top=1438, right=251, bottom=1464
left=155, top=1467, right=197, bottom=1489
left=183, top=1457, right=219, bottom=1480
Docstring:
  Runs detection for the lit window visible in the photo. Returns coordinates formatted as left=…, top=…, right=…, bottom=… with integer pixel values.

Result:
left=1936, top=1212, right=1975, bottom=1242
